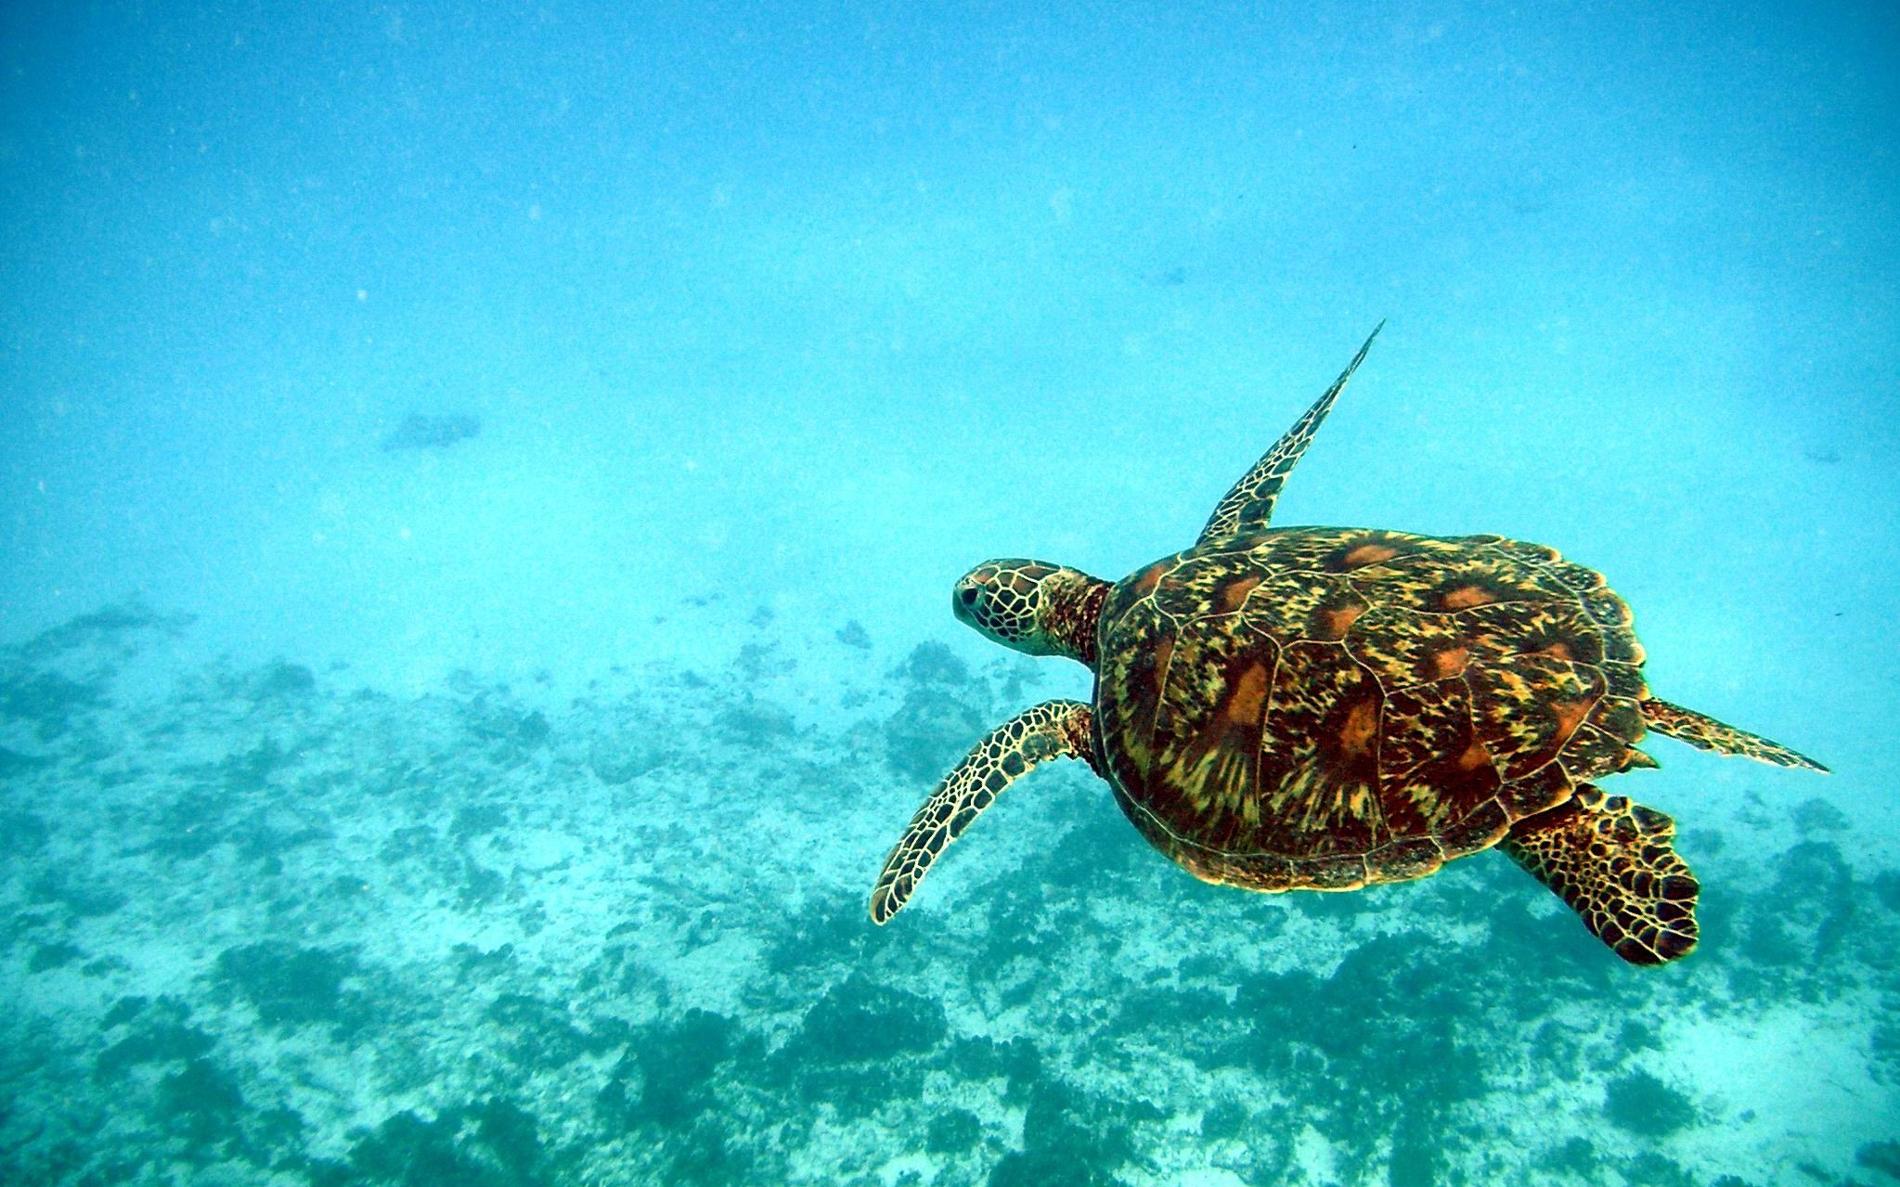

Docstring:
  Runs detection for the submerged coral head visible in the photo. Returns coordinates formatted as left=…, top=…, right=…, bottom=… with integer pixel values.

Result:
left=382, top=412, right=481, bottom=451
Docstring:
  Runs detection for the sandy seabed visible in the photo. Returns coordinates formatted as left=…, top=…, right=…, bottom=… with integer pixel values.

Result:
left=1, top=602, right=1895, bottom=1187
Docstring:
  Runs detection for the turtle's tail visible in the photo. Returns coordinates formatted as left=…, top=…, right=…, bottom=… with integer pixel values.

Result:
left=1640, top=698, right=1828, bottom=773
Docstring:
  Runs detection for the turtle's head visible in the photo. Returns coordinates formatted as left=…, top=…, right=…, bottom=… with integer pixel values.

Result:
left=953, top=560, right=1108, bottom=667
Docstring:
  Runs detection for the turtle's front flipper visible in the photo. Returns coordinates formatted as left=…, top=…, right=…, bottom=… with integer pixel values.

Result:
left=1641, top=698, right=1828, bottom=772
left=1499, top=787, right=1699, bottom=965
left=870, top=699, right=1094, bottom=924
left=1198, top=322, right=1382, bottom=546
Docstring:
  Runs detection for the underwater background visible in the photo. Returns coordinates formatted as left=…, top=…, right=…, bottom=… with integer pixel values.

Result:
left=3, top=3, right=1897, bottom=1184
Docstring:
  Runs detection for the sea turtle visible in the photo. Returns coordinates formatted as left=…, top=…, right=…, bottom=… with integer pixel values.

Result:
left=869, top=325, right=1826, bottom=964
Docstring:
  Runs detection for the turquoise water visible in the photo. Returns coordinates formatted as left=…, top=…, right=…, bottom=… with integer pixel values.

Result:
left=2, top=4, right=1896, bottom=1184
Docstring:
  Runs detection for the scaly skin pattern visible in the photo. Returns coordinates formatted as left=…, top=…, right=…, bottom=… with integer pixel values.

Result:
left=1094, top=527, right=1657, bottom=893
left=869, top=699, right=1094, bottom=924
left=871, top=328, right=1825, bottom=963
left=955, top=562, right=1062, bottom=649
left=1498, top=785, right=1699, bottom=965
left=1641, top=697, right=1828, bottom=772
left=954, top=563, right=1106, bottom=664
left=1198, top=323, right=1381, bottom=547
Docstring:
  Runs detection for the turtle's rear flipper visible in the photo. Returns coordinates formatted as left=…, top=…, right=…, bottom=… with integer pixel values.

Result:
left=1642, top=698, right=1828, bottom=772
left=869, top=699, right=1095, bottom=925
left=1500, top=787, right=1699, bottom=965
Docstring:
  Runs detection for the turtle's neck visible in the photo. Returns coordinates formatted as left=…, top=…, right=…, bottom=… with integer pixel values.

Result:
left=1042, top=569, right=1111, bottom=670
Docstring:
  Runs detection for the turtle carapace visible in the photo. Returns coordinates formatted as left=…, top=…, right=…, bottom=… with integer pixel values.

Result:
left=869, top=325, right=1825, bottom=965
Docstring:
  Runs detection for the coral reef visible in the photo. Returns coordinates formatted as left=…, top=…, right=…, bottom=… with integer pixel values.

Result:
left=0, top=603, right=1892, bottom=1186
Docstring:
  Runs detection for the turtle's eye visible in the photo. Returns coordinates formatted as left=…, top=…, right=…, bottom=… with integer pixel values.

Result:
left=952, top=578, right=987, bottom=627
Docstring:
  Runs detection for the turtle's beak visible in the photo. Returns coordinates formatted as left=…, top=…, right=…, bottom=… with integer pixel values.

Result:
left=950, top=559, right=1065, bottom=653
left=951, top=574, right=984, bottom=629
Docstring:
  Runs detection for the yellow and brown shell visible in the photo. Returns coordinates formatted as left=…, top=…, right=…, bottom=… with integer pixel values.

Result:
left=1092, top=527, right=1651, bottom=892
